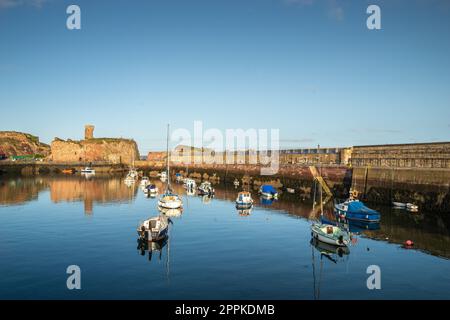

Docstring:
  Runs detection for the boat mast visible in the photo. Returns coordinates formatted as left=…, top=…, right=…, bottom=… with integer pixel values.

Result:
left=166, top=123, right=170, bottom=193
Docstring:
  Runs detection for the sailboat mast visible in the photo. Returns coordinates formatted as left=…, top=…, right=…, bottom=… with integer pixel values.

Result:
left=166, top=124, right=170, bottom=191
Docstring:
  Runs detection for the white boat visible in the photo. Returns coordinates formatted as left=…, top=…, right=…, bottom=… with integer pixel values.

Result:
left=311, top=223, right=350, bottom=247
left=144, top=184, right=158, bottom=195
left=392, top=202, right=407, bottom=209
left=137, top=215, right=169, bottom=241
left=128, top=169, right=138, bottom=179
left=81, top=167, right=95, bottom=174
left=184, top=178, right=196, bottom=190
left=158, top=124, right=183, bottom=210
left=158, top=193, right=183, bottom=209
left=286, top=188, right=295, bottom=194
left=160, top=171, right=167, bottom=181
left=124, top=174, right=136, bottom=185
left=236, top=191, right=253, bottom=209
left=406, top=203, right=419, bottom=212
left=198, top=181, right=215, bottom=196
left=140, top=176, right=150, bottom=187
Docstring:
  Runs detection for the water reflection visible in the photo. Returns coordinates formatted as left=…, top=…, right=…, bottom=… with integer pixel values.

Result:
left=311, top=238, right=350, bottom=300
left=1, top=175, right=449, bottom=259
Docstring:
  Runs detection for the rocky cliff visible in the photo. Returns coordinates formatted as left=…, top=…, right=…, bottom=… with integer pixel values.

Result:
left=0, top=131, right=50, bottom=157
left=50, top=138, right=140, bottom=165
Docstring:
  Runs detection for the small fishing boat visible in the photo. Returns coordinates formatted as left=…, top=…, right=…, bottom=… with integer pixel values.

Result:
left=286, top=188, right=295, bottom=194
left=175, top=173, right=183, bottom=183
left=140, top=176, right=150, bottom=187
left=311, top=223, right=350, bottom=247
left=392, top=202, right=407, bottom=209
left=183, top=178, right=196, bottom=190
left=127, top=169, right=138, bottom=179
left=198, top=181, right=215, bottom=196
left=406, top=203, right=419, bottom=212
left=144, top=184, right=158, bottom=195
left=124, top=174, right=136, bottom=185
left=236, top=191, right=253, bottom=209
left=160, top=171, right=167, bottom=181
left=334, top=199, right=380, bottom=222
left=62, top=168, right=76, bottom=174
left=81, top=167, right=95, bottom=174
left=259, top=185, right=278, bottom=199
left=137, top=215, right=169, bottom=242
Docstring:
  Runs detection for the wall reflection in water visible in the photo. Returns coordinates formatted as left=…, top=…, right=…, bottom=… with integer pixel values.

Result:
left=0, top=175, right=138, bottom=214
left=1, top=175, right=449, bottom=259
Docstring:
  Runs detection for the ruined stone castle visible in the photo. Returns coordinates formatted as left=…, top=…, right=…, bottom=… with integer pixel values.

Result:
left=50, top=125, right=140, bottom=165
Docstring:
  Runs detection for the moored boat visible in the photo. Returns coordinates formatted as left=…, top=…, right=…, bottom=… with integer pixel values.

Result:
left=259, top=185, right=278, bottom=199
left=62, top=168, right=76, bottom=174
left=183, top=178, right=196, bottom=190
left=334, top=199, right=380, bottom=222
left=81, top=167, right=95, bottom=174
left=406, top=203, right=419, bottom=212
left=137, top=215, right=169, bottom=242
left=198, top=181, right=215, bottom=196
left=158, top=124, right=183, bottom=210
left=311, top=223, right=350, bottom=247
left=140, top=176, right=150, bottom=187
left=236, top=191, right=253, bottom=209
left=392, top=202, right=407, bottom=209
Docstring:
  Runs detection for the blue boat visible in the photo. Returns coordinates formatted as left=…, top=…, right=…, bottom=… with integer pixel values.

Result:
left=334, top=200, right=380, bottom=223
left=259, top=185, right=278, bottom=199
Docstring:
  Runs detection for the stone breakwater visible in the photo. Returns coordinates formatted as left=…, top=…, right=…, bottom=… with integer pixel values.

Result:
left=135, top=161, right=450, bottom=213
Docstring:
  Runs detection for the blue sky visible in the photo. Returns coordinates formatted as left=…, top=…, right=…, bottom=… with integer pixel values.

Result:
left=0, top=0, right=449, bottom=153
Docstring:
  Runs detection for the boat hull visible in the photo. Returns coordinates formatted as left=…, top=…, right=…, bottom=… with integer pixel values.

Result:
left=335, top=205, right=380, bottom=223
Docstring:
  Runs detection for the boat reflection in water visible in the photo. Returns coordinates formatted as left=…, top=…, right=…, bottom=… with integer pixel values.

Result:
left=260, top=196, right=276, bottom=206
left=201, top=195, right=213, bottom=204
left=311, top=238, right=350, bottom=300
left=158, top=207, right=183, bottom=218
left=237, top=208, right=252, bottom=216
left=137, top=237, right=168, bottom=262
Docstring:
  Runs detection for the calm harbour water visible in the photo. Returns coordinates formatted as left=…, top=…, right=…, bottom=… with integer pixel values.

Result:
left=0, top=175, right=449, bottom=300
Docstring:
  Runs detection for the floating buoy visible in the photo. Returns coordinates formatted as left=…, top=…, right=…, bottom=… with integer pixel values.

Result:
left=405, top=240, right=414, bottom=246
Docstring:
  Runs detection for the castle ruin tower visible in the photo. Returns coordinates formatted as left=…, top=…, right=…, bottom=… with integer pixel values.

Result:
left=85, top=125, right=95, bottom=140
